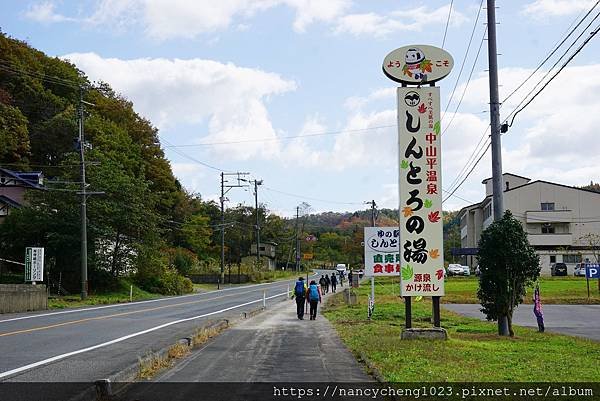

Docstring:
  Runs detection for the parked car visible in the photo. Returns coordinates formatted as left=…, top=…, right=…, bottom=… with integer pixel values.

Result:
left=448, top=264, right=470, bottom=276
left=574, top=263, right=587, bottom=277
left=551, top=262, right=568, bottom=276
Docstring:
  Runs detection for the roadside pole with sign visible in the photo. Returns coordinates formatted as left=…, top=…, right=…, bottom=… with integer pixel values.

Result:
left=382, top=45, right=453, bottom=331
left=585, top=263, right=600, bottom=298
left=25, top=247, right=45, bottom=285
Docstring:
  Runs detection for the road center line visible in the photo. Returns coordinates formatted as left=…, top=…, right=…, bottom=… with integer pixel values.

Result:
left=0, top=288, right=275, bottom=337
left=0, top=292, right=288, bottom=379
left=0, top=278, right=300, bottom=324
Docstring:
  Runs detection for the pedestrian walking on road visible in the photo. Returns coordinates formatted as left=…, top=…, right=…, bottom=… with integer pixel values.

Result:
left=330, top=273, right=337, bottom=293
left=307, top=280, right=322, bottom=320
left=348, top=270, right=353, bottom=287
left=325, top=274, right=331, bottom=293
left=319, top=275, right=327, bottom=294
left=293, top=277, right=307, bottom=320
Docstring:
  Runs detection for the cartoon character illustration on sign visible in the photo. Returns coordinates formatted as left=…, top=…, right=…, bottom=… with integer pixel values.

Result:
left=403, top=48, right=433, bottom=81
left=404, top=91, right=420, bottom=107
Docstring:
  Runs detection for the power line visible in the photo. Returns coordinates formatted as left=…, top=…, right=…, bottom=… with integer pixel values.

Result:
left=441, top=0, right=454, bottom=49
left=160, top=136, right=228, bottom=172
left=441, top=0, right=484, bottom=122
left=442, top=141, right=491, bottom=204
left=444, top=125, right=490, bottom=194
left=163, top=125, right=394, bottom=148
left=441, top=25, right=487, bottom=137
left=507, top=22, right=600, bottom=127
left=263, top=187, right=364, bottom=206
left=501, top=0, right=599, bottom=105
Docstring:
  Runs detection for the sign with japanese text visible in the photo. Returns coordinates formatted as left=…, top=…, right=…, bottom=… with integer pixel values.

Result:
left=383, top=45, right=453, bottom=85
left=25, top=247, right=44, bottom=282
left=398, top=87, right=445, bottom=296
left=302, top=253, right=314, bottom=260
left=364, top=227, right=401, bottom=277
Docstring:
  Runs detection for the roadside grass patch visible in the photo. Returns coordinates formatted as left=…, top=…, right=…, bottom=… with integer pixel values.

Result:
left=323, top=280, right=600, bottom=382
left=443, top=276, right=599, bottom=304
left=48, top=280, right=158, bottom=309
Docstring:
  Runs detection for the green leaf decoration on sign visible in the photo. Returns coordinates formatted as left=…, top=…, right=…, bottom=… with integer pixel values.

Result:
left=400, top=160, right=409, bottom=169
left=434, top=121, right=441, bottom=135
left=424, top=199, right=433, bottom=208
left=402, top=264, right=414, bottom=281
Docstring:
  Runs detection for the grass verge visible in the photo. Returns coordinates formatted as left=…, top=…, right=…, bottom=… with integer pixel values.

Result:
left=48, top=280, right=159, bottom=309
left=137, top=321, right=229, bottom=380
left=323, top=279, right=600, bottom=382
left=443, top=276, right=600, bottom=304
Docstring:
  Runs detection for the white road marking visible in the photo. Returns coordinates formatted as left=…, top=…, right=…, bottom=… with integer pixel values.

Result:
left=0, top=292, right=288, bottom=379
left=0, top=277, right=307, bottom=324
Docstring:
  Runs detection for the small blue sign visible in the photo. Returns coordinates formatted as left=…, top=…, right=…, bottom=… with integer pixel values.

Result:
left=585, top=264, right=600, bottom=279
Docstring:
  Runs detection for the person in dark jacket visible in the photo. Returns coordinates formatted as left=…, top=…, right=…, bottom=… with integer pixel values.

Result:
left=319, top=275, right=327, bottom=294
left=292, top=277, right=307, bottom=320
left=330, top=273, right=338, bottom=293
left=306, top=280, right=322, bottom=320
left=325, top=274, right=331, bottom=293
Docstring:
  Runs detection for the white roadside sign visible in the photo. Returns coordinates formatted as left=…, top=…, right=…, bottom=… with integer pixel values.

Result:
left=25, top=247, right=44, bottom=282
left=364, top=227, right=401, bottom=277
left=398, top=87, right=445, bottom=296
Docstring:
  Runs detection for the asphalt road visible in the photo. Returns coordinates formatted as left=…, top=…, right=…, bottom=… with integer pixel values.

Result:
left=120, top=286, right=370, bottom=400
left=444, top=304, right=600, bottom=341
left=0, top=275, right=318, bottom=383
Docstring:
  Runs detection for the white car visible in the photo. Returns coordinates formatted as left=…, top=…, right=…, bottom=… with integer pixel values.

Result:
left=448, top=264, right=470, bottom=276
left=574, top=263, right=587, bottom=277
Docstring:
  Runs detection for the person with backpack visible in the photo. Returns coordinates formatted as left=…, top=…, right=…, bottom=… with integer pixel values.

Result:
left=330, top=273, right=337, bottom=293
left=325, top=274, right=331, bottom=293
left=319, top=275, right=327, bottom=294
left=306, top=280, right=322, bottom=320
left=293, top=277, right=307, bottom=320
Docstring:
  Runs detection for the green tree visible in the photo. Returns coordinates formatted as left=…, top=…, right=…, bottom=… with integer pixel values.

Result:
left=477, top=210, right=540, bottom=336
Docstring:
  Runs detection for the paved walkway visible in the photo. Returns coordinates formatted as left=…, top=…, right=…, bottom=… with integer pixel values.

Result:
left=444, top=304, right=600, bottom=341
left=150, top=290, right=370, bottom=382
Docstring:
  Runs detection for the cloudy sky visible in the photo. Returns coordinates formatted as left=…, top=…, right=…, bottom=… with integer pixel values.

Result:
left=2, top=0, right=599, bottom=217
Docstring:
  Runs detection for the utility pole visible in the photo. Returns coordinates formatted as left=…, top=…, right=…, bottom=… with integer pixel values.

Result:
left=220, top=172, right=249, bottom=289
left=487, top=0, right=504, bottom=221
left=76, top=88, right=102, bottom=300
left=252, top=179, right=263, bottom=267
left=78, top=88, right=88, bottom=300
left=487, top=0, right=508, bottom=336
left=295, top=206, right=300, bottom=272
left=368, top=200, right=376, bottom=226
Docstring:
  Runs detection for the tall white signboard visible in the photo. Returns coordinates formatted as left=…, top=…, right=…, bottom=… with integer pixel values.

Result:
left=398, top=87, right=445, bottom=296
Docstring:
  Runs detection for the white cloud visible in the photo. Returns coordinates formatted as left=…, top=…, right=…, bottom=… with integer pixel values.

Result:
left=23, top=1, right=73, bottom=23
left=63, top=52, right=296, bottom=160
left=335, top=4, right=467, bottom=38
left=440, top=64, right=600, bottom=209
left=26, top=0, right=349, bottom=39
left=522, top=0, right=596, bottom=18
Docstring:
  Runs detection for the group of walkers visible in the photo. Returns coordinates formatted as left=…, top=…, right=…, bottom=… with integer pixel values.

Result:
left=293, top=277, right=321, bottom=320
left=318, top=273, right=338, bottom=294
left=292, top=271, right=346, bottom=320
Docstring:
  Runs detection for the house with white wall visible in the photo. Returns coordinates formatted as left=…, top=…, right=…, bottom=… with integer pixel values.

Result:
left=458, top=173, right=600, bottom=275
